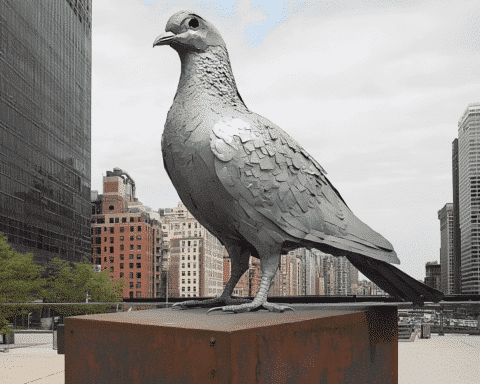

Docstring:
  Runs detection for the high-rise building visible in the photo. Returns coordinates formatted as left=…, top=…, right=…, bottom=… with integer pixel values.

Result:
left=438, top=203, right=454, bottom=294
left=452, top=139, right=462, bottom=293
left=457, top=102, right=480, bottom=294
left=424, top=261, right=442, bottom=291
left=160, top=202, right=225, bottom=298
left=0, top=1, right=92, bottom=263
left=90, top=169, right=161, bottom=298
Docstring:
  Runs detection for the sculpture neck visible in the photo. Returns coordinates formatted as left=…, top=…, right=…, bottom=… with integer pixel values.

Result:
left=175, top=46, right=247, bottom=110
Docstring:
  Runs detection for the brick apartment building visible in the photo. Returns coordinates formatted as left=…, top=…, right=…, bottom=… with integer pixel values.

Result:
left=90, top=168, right=162, bottom=298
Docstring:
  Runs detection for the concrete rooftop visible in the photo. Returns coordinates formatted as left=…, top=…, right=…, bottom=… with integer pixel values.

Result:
left=1, top=332, right=479, bottom=383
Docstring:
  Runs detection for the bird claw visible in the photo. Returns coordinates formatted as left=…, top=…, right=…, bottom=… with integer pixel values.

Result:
left=206, top=306, right=224, bottom=315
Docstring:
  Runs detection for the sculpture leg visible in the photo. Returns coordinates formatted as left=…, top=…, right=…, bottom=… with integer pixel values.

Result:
left=172, top=243, right=251, bottom=309
left=208, top=250, right=294, bottom=314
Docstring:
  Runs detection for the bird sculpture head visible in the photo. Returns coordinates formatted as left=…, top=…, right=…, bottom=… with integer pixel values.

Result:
left=153, top=10, right=225, bottom=52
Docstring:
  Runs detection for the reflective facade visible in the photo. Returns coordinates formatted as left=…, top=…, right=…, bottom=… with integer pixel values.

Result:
left=458, top=103, right=480, bottom=294
left=0, top=0, right=92, bottom=263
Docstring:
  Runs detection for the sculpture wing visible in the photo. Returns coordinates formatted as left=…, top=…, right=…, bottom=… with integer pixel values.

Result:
left=209, top=113, right=399, bottom=264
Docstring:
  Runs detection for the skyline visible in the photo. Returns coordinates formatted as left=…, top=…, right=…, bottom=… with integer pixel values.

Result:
left=91, top=0, right=480, bottom=280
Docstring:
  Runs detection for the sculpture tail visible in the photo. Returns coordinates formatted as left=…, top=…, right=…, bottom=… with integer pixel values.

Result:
left=347, top=253, right=445, bottom=305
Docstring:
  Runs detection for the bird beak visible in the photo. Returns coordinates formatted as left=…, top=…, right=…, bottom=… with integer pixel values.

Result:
left=153, top=31, right=176, bottom=47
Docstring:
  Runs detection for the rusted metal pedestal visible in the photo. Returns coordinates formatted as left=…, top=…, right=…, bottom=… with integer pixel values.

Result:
left=65, top=304, right=397, bottom=384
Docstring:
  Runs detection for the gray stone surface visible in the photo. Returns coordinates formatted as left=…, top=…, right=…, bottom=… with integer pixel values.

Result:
left=153, top=10, right=443, bottom=313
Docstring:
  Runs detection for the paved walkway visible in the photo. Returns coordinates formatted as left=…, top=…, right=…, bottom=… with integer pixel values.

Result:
left=1, top=333, right=478, bottom=383
left=399, top=334, right=480, bottom=384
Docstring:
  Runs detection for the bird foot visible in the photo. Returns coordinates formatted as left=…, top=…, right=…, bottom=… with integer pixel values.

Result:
left=207, top=301, right=295, bottom=314
left=171, top=296, right=251, bottom=310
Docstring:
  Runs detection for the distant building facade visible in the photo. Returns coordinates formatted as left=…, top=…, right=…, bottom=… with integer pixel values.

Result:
left=424, top=261, right=442, bottom=291
left=438, top=203, right=454, bottom=294
left=0, top=0, right=92, bottom=263
left=90, top=169, right=161, bottom=298
left=452, top=139, right=462, bottom=293
left=160, top=202, right=225, bottom=298
left=457, top=103, right=480, bottom=294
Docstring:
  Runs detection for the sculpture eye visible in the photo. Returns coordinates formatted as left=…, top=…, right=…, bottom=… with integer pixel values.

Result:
left=188, top=18, right=199, bottom=28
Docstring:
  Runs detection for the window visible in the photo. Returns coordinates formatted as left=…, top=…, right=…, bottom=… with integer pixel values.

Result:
left=120, top=263, right=124, bottom=269
left=109, top=205, right=114, bottom=211
left=129, top=254, right=134, bottom=260
left=130, top=236, right=134, bottom=241
left=188, top=263, right=191, bottom=268
left=122, top=218, right=127, bottom=223
left=137, top=245, right=141, bottom=250
left=136, top=254, right=141, bottom=260
left=188, top=256, right=190, bottom=261
left=182, top=263, right=185, bottom=268
left=187, top=286, right=190, bottom=291
left=193, top=271, right=196, bottom=276
left=129, top=263, right=134, bottom=269
left=193, top=255, right=196, bottom=260
left=193, top=286, right=196, bottom=291
left=136, top=282, right=141, bottom=289
left=120, top=236, right=124, bottom=241
left=110, top=227, right=114, bottom=234
left=110, top=237, right=114, bottom=243
left=138, top=226, right=142, bottom=231
left=136, top=235, right=141, bottom=240
left=130, top=245, right=134, bottom=250
left=110, top=266, right=114, bottom=272
left=182, top=279, right=185, bottom=284
left=129, top=292, right=133, bottom=298
left=136, top=292, right=141, bottom=298
left=182, top=271, right=185, bottom=276
left=120, top=272, right=124, bottom=278
left=136, top=263, right=141, bottom=268
left=120, top=244, right=124, bottom=251
left=193, top=279, right=196, bottom=284
left=188, top=279, right=190, bottom=284
left=115, top=218, right=119, bottom=223
left=95, top=237, right=101, bottom=244
left=187, top=271, right=190, bottom=276
left=182, top=287, right=185, bottom=291
left=110, top=257, right=114, bottom=263
left=129, top=282, right=134, bottom=288
left=129, top=272, right=133, bottom=278
left=109, top=218, right=114, bottom=223
left=136, top=272, right=141, bottom=278
left=182, top=256, right=185, bottom=261
left=130, top=217, right=134, bottom=222
left=130, top=226, right=134, bottom=232
left=120, top=227, right=124, bottom=233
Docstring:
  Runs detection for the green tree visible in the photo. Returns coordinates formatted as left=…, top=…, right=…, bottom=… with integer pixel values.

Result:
left=42, top=257, right=125, bottom=316
left=0, top=232, right=43, bottom=333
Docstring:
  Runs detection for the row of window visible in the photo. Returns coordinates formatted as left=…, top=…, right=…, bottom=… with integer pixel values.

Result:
left=181, top=279, right=196, bottom=284
left=182, top=263, right=197, bottom=268
left=119, top=263, right=142, bottom=269
left=182, top=286, right=196, bottom=291
left=120, top=272, right=142, bottom=279
left=181, top=255, right=196, bottom=261
left=182, top=271, right=196, bottom=276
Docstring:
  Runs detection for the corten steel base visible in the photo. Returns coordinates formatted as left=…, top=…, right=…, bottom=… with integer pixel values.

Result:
left=65, top=304, right=398, bottom=384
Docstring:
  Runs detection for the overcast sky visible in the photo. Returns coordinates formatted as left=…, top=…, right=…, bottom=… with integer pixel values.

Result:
left=91, top=0, right=480, bottom=280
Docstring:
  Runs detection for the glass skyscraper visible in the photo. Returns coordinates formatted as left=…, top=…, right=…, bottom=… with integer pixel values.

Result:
left=0, top=0, right=92, bottom=263
left=457, top=103, right=480, bottom=294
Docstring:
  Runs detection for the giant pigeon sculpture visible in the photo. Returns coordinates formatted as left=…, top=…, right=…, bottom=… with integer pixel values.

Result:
left=153, top=11, right=444, bottom=313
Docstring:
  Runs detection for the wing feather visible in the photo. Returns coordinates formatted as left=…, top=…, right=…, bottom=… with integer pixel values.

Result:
left=210, top=113, right=399, bottom=264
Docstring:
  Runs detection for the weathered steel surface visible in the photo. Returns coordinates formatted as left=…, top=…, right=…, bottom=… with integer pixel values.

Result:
left=65, top=304, right=397, bottom=384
